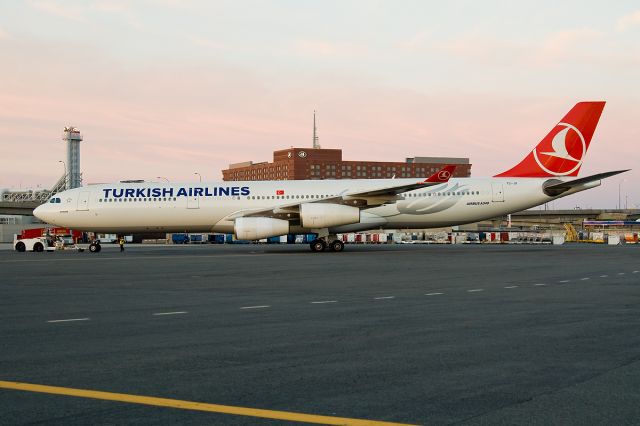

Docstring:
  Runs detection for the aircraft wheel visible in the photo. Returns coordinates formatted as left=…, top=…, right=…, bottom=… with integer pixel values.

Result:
left=33, top=242, right=44, bottom=252
left=89, top=243, right=102, bottom=253
left=310, top=239, right=326, bottom=252
left=15, top=242, right=26, bottom=252
left=329, top=240, right=344, bottom=252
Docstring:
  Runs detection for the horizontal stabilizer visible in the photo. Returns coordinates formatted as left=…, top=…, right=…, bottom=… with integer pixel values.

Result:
left=543, top=169, right=629, bottom=196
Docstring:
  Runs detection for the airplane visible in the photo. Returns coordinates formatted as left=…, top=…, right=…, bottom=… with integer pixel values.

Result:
left=34, top=101, right=627, bottom=253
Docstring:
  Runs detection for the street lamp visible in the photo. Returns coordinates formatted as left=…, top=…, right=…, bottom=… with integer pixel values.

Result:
left=194, top=172, right=202, bottom=182
left=58, top=160, right=67, bottom=187
left=156, top=176, right=169, bottom=183
left=618, top=179, right=626, bottom=210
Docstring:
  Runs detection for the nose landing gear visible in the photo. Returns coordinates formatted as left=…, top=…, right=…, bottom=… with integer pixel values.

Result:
left=89, top=242, right=102, bottom=253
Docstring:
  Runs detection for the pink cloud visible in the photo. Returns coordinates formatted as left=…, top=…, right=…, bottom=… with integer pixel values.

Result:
left=294, top=40, right=367, bottom=57
left=436, top=28, right=606, bottom=68
left=28, top=0, right=85, bottom=21
left=617, top=10, right=640, bottom=31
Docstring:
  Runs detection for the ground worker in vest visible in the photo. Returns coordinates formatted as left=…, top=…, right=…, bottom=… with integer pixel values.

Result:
left=119, top=237, right=125, bottom=252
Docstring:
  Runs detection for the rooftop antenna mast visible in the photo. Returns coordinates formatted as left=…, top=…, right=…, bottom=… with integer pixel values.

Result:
left=313, top=110, right=321, bottom=149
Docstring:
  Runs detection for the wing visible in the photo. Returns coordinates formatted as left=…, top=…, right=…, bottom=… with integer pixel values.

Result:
left=223, top=165, right=457, bottom=221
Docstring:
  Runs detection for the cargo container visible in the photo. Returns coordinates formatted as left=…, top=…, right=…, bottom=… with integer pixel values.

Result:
left=172, top=234, right=189, bottom=244
left=454, top=235, right=467, bottom=244
left=606, top=234, right=621, bottom=245
left=208, top=234, right=225, bottom=244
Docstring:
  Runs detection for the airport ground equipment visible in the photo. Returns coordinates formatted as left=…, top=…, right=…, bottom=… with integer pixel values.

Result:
left=13, top=236, right=55, bottom=252
left=564, top=223, right=578, bottom=242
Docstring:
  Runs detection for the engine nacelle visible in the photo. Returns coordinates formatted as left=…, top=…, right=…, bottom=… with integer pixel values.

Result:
left=234, top=217, right=289, bottom=240
left=300, top=203, right=360, bottom=228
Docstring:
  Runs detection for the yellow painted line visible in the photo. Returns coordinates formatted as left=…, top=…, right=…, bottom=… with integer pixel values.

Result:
left=0, top=381, right=416, bottom=426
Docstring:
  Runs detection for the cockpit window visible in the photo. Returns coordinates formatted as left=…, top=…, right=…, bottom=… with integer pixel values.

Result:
left=49, top=197, right=61, bottom=203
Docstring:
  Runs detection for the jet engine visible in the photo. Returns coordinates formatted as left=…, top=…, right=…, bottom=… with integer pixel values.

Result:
left=300, top=203, right=360, bottom=228
left=234, top=217, right=289, bottom=240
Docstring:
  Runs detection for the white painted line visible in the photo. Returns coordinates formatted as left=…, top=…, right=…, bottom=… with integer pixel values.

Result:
left=240, top=305, right=270, bottom=310
left=425, top=292, right=443, bottom=296
left=600, top=275, right=608, bottom=278
left=310, top=300, right=338, bottom=304
left=618, top=272, right=625, bottom=275
left=504, top=286, right=518, bottom=289
left=633, top=271, right=639, bottom=274
left=558, top=280, right=570, bottom=283
left=580, top=278, right=590, bottom=281
left=534, top=283, right=547, bottom=286
left=152, top=311, right=188, bottom=316
left=374, top=296, right=395, bottom=300
left=47, top=318, right=90, bottom=323
left=467, top=289, right=484, bottom=293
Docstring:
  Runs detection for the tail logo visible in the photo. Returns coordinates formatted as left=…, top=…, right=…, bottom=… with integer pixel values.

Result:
left=437, top=170, right=452, bottom=180
left=532, top=122, right=586, bottom=176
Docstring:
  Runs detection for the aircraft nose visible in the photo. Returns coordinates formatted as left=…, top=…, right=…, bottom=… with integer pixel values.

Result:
left=33, top=204, right=50, bottom=223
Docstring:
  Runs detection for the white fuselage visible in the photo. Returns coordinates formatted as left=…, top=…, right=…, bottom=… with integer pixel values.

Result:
left=33, top=177, right=595, bottom=234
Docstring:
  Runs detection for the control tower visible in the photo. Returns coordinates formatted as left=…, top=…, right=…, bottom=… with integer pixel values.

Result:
left=62, top=126, right=82, bottom=190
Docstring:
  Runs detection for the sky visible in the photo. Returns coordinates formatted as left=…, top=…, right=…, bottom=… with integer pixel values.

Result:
left=0, top=0, right=638, bottom=208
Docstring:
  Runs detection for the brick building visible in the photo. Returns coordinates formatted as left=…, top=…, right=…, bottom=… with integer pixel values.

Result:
left=222, top=148, right=471, bottom=181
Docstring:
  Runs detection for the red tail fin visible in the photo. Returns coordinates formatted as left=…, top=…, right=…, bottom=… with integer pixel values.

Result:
left=424, top=165, right=456, bottom=183
left=495, top=102, right=605, bottom=177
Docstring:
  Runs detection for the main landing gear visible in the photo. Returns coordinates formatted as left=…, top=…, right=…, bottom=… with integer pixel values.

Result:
left=309, top=237, right=344, bottom=253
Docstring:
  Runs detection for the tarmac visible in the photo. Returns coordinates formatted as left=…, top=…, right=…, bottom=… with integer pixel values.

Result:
left=1, top=243, right=639, bottom=425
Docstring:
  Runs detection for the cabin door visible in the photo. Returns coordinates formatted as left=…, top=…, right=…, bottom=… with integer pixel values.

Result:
left=491, top=184, right=504, bottom=202
left=187, top=195, right=199, bottom=209
left=76, top=191, right=90, bottom=211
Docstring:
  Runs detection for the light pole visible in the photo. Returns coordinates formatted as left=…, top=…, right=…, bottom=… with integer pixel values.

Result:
left=156, top=176, right=169, bottom=183
left=194, top=172, right=202, bottom=182
left=618, top=179, right=626, bottom=210
left=58, top=160, right=66, bottom=187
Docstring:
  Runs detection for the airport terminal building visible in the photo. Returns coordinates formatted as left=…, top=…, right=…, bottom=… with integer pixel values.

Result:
left=222, top=147, right=471, bottom=181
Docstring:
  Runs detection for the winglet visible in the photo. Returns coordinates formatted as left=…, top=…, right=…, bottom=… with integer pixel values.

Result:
left=423, top=165, right=456, bottom=183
